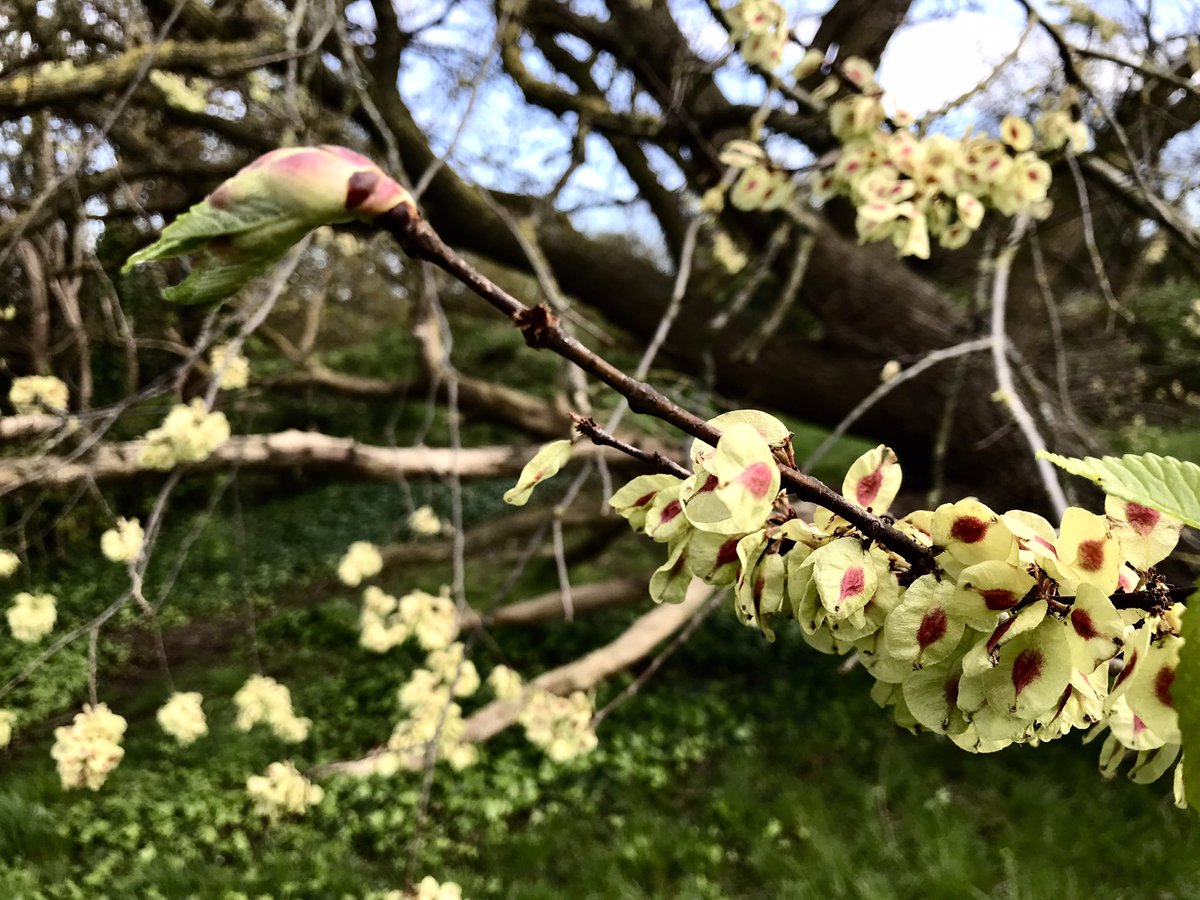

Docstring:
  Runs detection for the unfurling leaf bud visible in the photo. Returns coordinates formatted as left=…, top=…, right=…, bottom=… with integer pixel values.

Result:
left=122, top=145, right=415, bottom=305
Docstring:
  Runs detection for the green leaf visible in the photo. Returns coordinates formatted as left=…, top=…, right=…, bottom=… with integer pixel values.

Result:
left=1038, top=451, right=1200, bottom=529
left=124, top=201, right=312, bottom=305
left=122, top=145, right=413, bottom=305
left=1175, top=589, right=1200, bottom=813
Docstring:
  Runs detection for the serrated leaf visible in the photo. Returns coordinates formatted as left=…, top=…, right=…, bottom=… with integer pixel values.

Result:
left=1039, top=451, right=1200, bottom=530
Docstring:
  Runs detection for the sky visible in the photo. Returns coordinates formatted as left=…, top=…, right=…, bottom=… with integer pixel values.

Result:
left=381, top=0, right=1195, bottom=256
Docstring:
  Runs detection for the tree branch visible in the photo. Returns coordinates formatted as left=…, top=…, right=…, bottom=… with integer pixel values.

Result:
left=0, top=429, right=639, bottom=493
left=379, top=205, right=939, bottom=574
left=317, top=578, right=715, bottom=777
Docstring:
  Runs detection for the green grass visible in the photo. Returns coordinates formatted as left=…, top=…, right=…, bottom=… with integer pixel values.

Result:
left=2, top=416, right=1198, bottom=897
left=2, top=540, right=1197, bottom=898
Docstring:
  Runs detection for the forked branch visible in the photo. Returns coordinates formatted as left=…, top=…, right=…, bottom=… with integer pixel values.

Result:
left=376, top=205, right=939, bottom=574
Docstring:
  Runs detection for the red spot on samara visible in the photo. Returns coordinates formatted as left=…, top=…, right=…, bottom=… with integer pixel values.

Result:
left=1133, top=715, right=1147, bottom=735
left=1011, top=648, right=1044, bottom=696
left=715, top=539, right=740, bottom=569
left=1070, top=609, right=1099, bottom=640
left=670, top=550, right=689, bottom=575
left=1034, top=537, right=1058, bottom=558
left=987, top=617, right=1017, bottom=654
left=1125, top=503, right=1161, bottom=537
left=944, top=674, right=961, bottom=707
left=917, top=607, right=948, bottom=650
left=1155, top=667, right=1176, bottom=708
left=980, top=589, right=1019, bottom=611
left=699, top=473, right=719, bottom=493
left=633, top=491, right=657, bottom=508
left=739, top=462, right=774, bottom=499
left=855, top=466, right=884, bottom=508
left=951, top=516, right=989, bottom=544
left=1076, top=538, right=1107, bottom=572
left=660, top=500, right=682, bottom=523
left=839, top=566, right=866, bottom=601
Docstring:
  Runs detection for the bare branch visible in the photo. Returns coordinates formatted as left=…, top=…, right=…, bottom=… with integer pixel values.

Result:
left=0, top=430, right=639, bottom=493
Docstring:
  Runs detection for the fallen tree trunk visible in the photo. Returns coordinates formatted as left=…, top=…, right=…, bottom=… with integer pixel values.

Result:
left=460, top=576, right=651, bottom=629
left=0, top=429, right=653, bottom=493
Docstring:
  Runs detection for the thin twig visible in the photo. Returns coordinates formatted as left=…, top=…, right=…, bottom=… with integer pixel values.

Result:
left=733, top=230, right=814, bottom=363
left=1027, top=228, right=1077, bottom=424
left=1064, top=152, right=1125, bottom=331
left=571, top=415, right=689, bottom=478
left=0, top=0, right=192, bottom=268
left=989, top=217, right=1069, bottom=517
left=590, top=589, right=723, bottom=729
left=377, top=207, right=938, bottom=573
left=802, top=338, right=992, bottom=474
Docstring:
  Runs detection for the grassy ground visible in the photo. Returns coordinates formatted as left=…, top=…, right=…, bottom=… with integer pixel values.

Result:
left=1, top=476, right=1197, bottom=899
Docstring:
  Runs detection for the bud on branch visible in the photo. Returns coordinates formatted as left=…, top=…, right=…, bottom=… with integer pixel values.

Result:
left=122, top=145, right=416, bottom=305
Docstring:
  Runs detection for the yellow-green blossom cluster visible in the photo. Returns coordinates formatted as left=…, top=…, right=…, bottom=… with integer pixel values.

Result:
left=337, top=540, right=384, bottom=587
left=713, top=35, right=1088, bottom=259
left=367, top=878, right=467, bottom=900
left=210, top=343, right=250, bottom=391
left=233, top=675, right=311, bottom=742
left=358, top=586, right=458, bottom=654
left=7, top=592, right=56, bottom=643
left=487, top=664, right=524, bottom=701
left=384, top=641, right=480, bottom=771
left=611, top=409, right=1188, bottom=800
left=9, top=375, right=68, bottom=414
left=51, top=703, right=127, bottom=791
left=1184, top=299, right=1200, bottom=339
left=801, top=64, right=1076, bottom=256
left=426, top=643, right=482, bottom=696
left=407, top=504, right=444, bottom=536
left=719, top=141, right=795, bottom=214
left=156, top=691, right=208, bottom=746
left=712, top=229, right=749, bottom=274
left=518, top=689, right=599, bottom=762
left=138, top=398, right=231, bottom=470
left=723, top=0, right=788, bottom=69
left=0, top=709, right=15, bottom=748
left=100, top=517, right=144, bottom=564
left=0, top=550, right=19, bottom=579
left=246, top=760, right=324, bottom=819
left=416, top=876, right=466, bottom=900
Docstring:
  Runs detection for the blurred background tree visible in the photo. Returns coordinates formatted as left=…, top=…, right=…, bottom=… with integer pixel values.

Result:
left=2, top=0, right=1200, bottom=896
